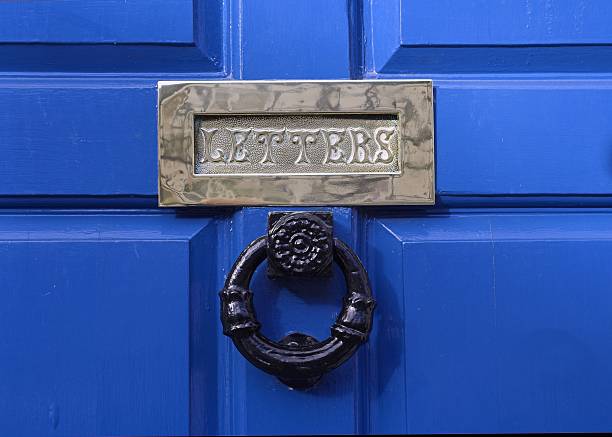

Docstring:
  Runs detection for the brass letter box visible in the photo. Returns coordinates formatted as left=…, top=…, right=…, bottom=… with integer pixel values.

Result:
left=158, top=80, right=434, bottom=206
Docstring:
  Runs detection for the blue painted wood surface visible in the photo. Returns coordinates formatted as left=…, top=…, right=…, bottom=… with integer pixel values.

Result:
left=2, top=0, right=612, bottom=435
left=1, top=2, right=611, bottom=200
left=240, top=0, right=351, bottom=79
left=0, top=0, right=194, bottom=43
left=0, top=0, right=225, bottom=73
left=366, top=0, right=612, bottom=73
left=402, top=0, right=612, bottom=45
left=211, top=207, right=367, bottom=435
left=435, top=81, right=612, bottom=196
left=367, top=211, right=612, bottom=434
left=3, top=78, right=612, bottom=198
left=0, top=46, right=223, bottom=73
left=0, top=214, right=215, bottom=436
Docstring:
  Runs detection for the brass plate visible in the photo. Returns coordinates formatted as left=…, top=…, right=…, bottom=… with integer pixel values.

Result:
left=158, top=80, right=434, bottom=206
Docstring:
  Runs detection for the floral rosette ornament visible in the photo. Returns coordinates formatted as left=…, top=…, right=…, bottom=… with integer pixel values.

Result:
left=267, top=213, right=333, bottom=277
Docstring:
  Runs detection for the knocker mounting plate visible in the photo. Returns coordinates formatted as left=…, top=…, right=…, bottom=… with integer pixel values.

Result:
left=267, top=211, right=333, bottom=278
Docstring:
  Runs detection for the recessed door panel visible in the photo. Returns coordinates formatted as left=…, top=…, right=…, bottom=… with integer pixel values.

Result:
left=0, top=215, right=216, bottom=436
left=367, top=211, right=612, bottom=434
left=402, top=0, right=612, bottom=45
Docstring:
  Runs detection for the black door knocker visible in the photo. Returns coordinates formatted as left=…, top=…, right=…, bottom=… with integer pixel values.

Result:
left=219, top=211, right=375, bottom=389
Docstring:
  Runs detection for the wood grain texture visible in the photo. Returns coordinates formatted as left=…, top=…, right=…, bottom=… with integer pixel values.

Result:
left=0, top=81, right=158, bottom=195
left=367, top=211, right=612, bottom=434
left=4, top=1, right=612, bottom=435
left=0, top=0, right=193, bottom=43
left=435, top=80, right=612, bottom=196
left=0, top=214, right=216, bottom=436
left=402, top=0, right=612, bottom=45
left=214, top=207, right=366, bottom=435
left=240, top=0, right=350, bottom=79
left=2, top=79, right=612, bottom=198
left=366, top=0, right=612, bottom=73
left=0, top=0, right=226, bottom=73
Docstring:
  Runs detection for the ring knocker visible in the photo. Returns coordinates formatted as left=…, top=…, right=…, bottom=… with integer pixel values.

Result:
left=219, top=212, right=375, bottom=389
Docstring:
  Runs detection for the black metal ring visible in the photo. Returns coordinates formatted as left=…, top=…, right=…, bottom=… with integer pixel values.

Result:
left=219, top=236, right=375, bottom=389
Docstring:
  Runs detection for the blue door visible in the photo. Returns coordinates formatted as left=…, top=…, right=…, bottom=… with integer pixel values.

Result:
left=3, top=1, right=612, bottom=435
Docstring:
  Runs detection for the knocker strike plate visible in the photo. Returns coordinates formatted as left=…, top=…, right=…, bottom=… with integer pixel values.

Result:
left=158, top=80, right=434, bottom=206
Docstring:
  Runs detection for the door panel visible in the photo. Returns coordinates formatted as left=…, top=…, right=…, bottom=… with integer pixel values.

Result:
left=436, top=83, right=612, bottom=196
left=0, top=214, right=216, bottom=436
left=0, top=0, right=224, bottom=73
left=0, top=82, right=157, bottom=196
left=367, top=0, right=612, bottom=74
left=402, top=0, right=612, bottom=45
left=367, top=211, right=612, bottom=433
left=0, top=0, right=194, bottom=43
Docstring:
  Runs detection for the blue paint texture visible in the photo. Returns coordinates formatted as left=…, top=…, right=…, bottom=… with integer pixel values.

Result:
left=2, top=0, right=612, bottom=435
